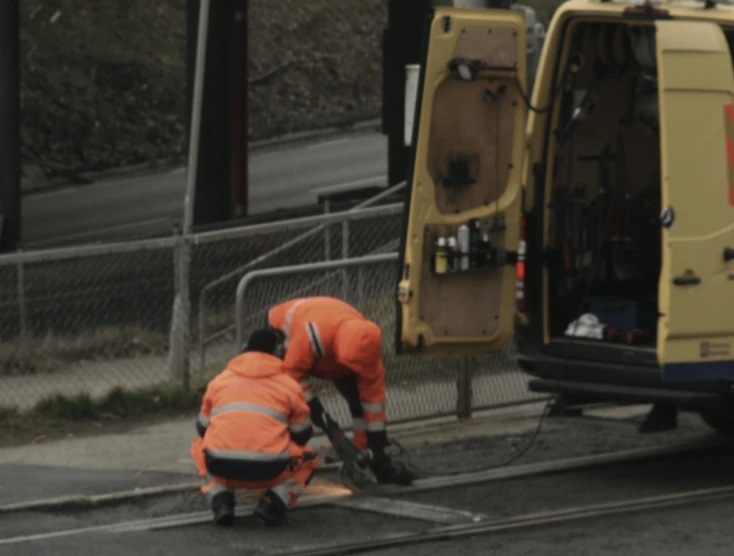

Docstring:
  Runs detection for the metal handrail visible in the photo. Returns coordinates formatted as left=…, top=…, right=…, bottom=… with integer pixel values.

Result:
left=196, top=181, right=406, bottom=368
left=234, top=252, right=399, bottom=352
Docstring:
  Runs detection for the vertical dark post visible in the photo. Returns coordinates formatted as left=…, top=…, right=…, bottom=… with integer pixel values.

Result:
left=186, top=0, right=232, bottom=230
left=186, top=0, right=198, bottom=145
left=231, top=0, right=248, bottom=219
left=0, top=0, right=21, bottom=253
left=382, top=0, right=431, bottom=188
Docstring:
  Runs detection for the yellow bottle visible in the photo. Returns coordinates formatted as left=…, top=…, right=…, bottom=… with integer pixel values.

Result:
left=435, top=237, right=448, bottom=275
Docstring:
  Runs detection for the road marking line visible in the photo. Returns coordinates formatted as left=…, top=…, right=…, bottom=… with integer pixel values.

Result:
left=303, top=137, right=354, bottom=150
left=310, top=175, right=388, bottom=196
left=332, top=497, right=487, bottom=524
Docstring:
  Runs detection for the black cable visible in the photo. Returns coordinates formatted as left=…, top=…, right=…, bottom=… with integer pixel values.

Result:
left=392, top=148, right=619, bottom=480
left=388, top=56, right=616, bottom=479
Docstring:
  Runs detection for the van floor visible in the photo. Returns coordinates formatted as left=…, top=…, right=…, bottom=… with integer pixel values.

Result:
left=552, top=337, right=656, bottom=354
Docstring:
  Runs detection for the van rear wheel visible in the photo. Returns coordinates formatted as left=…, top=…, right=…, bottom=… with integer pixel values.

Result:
left=698, top=409, right=734, bottom=436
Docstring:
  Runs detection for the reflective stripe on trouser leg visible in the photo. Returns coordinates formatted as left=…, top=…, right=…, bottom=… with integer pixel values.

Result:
left=352, top=417, right=368, bottom=451
left=364, top=409, right=387, bottom=431
left=201, top=473, right=232, bottom=499
left=269, top=452, right=318, bottom=507
left=270, top=477, right=305, bottom=508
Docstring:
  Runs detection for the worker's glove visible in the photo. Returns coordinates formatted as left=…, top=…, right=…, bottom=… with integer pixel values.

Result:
left=368, top=446, right=416, bottom=486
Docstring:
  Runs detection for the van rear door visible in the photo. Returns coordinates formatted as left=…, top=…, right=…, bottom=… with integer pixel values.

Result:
left=656, top=20, right=734, bottom=381
left=396, top=8, right=527, bottom=355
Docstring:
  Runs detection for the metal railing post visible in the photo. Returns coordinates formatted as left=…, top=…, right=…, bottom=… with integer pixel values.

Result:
left=324, top=199, right=331, bottom=262
left=341, top=220, right=350, bottom=299
left=16, top=247, right=25, bottom=337
left=168, top=224, right=191, bottom=392
left=456, top=356, right=473, bottom=420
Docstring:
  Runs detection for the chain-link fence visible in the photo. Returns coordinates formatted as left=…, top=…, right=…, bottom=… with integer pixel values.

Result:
left=0, top=188, right=539, bottom=420
left=195, top=189, right=405, bottom=371
left=0, top=239, right=178, bottom=411
left=233, top=253, right=540, bottom=427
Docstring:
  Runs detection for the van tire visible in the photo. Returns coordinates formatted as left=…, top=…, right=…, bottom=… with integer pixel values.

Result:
left=698, top=409, right=734, bottom=436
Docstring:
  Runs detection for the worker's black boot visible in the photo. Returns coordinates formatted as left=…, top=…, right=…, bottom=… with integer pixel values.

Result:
left=254, top=490, right=288, bottom=527
left=211, top=491, right=235, bottom=527
left=370, top=452, right=416, bottom=486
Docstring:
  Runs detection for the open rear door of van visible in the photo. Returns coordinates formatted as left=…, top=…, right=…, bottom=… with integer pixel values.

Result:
left=656, top=21, right=734, bottom=381
left=396, top=8, right=527, bottom=356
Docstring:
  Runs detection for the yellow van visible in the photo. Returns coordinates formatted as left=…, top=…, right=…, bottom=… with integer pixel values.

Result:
left=395, top=0, right=734, bottom=434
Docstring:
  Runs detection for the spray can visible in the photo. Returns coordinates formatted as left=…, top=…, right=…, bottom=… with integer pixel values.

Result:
left=434, top=236, right=448, bottom=274
left=457, top=225, right=470, bottom=271
left=447, top=236, right=458, bottom=272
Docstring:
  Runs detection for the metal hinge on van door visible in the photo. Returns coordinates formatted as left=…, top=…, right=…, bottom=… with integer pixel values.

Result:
left=672, top=270, right=700, bottom=286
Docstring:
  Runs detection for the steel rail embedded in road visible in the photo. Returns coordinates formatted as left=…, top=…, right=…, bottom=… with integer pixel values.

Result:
left=0, top=437, right=726, bottom=547
left=268, top=483, right=734, bottom=556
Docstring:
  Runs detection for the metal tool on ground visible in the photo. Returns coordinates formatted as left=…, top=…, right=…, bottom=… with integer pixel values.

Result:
left=321, top=410, right=378, bottom=492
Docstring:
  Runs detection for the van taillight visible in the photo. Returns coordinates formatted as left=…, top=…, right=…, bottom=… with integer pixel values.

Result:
left=516, top=216, right=527, bottom=313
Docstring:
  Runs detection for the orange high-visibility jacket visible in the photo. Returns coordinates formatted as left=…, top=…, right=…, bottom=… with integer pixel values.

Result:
left=267, top=296, right=386, bottom=422
left=194, top=351, right=314, bottom=481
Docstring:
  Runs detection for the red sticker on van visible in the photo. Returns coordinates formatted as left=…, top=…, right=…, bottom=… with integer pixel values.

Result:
left=724, top=104, right=734, bottom=206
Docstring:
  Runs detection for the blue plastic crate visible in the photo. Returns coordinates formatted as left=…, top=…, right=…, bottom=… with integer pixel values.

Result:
left=587, top=296, right=657, bottom=331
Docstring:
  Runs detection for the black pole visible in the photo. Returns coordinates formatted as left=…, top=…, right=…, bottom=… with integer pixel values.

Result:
left=186, top=0, right=232, bottom=231
left=382, top=0, right=432, bottom=188
left=0, top=0, right=21, bottom=253
left=231, top=0, right=248, bottom=219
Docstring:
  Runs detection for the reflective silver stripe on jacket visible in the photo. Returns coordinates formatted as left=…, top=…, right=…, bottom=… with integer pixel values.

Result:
left=205, top=448, right=291, bottom=461
left=289, top=418, right=313, bottom=434
left=366, top=421, right=386, bottom=432
left=210, top=402, right=288, bottom=424
left=361, top=401, right=385, bottom=413
left=197, top=413, right=210, bottom=429
left=299, top=379, right=315, bottom=402
left=306, top=322, right=325, bottom=359
left=352, top=417, right=367, bottom=430
left=283, top=300, right=306, bottom=349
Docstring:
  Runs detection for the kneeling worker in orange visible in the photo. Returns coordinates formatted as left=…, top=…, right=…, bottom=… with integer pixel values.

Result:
left=190, top=328, right=318, bottom=527
left=268, top=296, right=415, bottom=486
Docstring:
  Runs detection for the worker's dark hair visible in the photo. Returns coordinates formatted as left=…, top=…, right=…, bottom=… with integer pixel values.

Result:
left=242, top=327, right=284, bottom=355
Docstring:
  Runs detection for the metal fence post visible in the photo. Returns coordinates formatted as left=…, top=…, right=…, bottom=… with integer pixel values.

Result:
left=341, top=220, right=350, bottom=299
left=324, top=199, right=331, bottom=261
left=167, top=225, right=191, bottom=392
left=16, top=247, right=25, bottom=337
left=456, top=356, right=473, bottom=420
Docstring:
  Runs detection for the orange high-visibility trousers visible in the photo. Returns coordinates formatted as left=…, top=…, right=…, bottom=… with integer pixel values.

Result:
left=190, top=438, right=318, bottom=507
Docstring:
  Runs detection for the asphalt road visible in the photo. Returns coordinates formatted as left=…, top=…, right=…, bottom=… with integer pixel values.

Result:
left=20, top=131, right=387, bottom=249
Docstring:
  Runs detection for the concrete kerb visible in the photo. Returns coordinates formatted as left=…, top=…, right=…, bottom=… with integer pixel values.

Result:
left=21, top=119, right=382, bottom=196
left=0, top=401, right=651, bottom=515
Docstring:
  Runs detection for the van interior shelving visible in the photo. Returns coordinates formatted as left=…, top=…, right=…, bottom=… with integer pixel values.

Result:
left=547, top=22, right=664, bottom=356
left=546, top=20, right=734, bottom=362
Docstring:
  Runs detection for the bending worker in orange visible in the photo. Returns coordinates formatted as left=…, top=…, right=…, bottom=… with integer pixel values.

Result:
left=267, top=295, right=415, bottom=485
left=190, top=328, right=318, bottom=527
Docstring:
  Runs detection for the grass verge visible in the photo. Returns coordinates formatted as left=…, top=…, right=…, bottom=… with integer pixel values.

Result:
left=0, top=359, right=228, bottom=446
